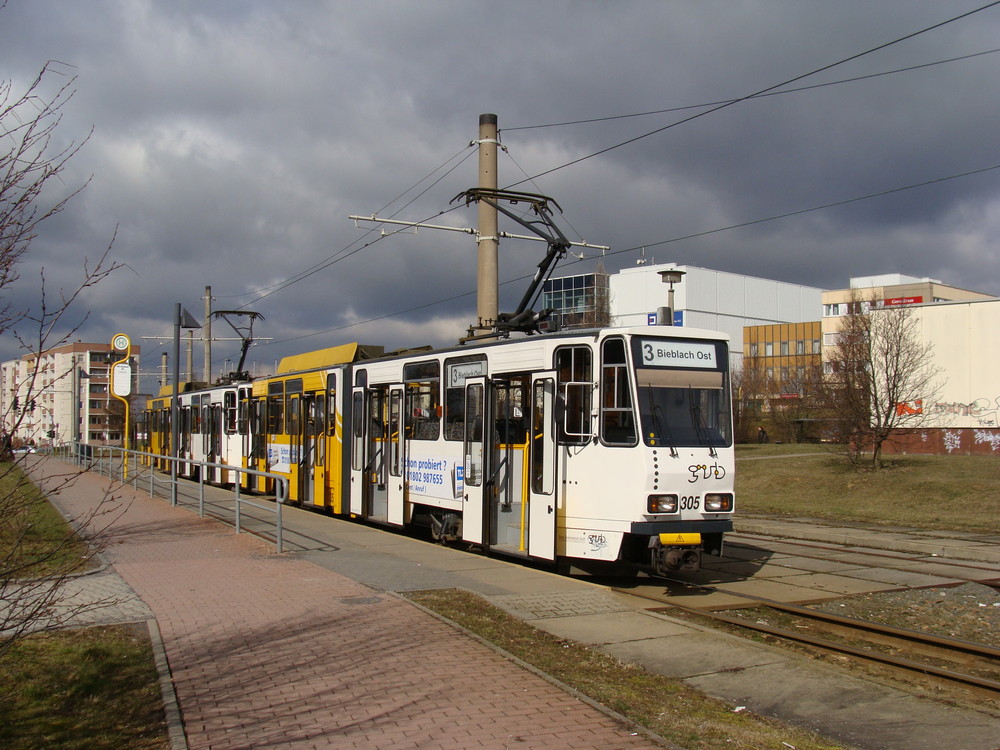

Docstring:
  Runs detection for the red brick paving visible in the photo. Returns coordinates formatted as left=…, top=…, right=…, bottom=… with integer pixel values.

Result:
left=38, top=460, right=664, bottom=749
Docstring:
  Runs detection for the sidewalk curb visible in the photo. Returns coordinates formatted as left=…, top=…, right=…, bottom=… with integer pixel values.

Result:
left=145, top=618, right=188, bottom=750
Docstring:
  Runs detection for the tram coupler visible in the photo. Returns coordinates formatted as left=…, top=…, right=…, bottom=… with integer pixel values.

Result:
left=649, top=533, right=702, bottom=575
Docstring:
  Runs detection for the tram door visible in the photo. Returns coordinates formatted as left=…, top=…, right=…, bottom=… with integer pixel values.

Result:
left=528, top=372, right=557, bottom=560
left=462, top=374, right=554, bottom=559
left=386, top=385, right=406, bottom=526
left=294, top=394, right=319, bottom=505
left=350, top=386, right=389, bottom=521
left=461, top=377, right=487, bottom=545
left=489, top=377, right=530, bottom=554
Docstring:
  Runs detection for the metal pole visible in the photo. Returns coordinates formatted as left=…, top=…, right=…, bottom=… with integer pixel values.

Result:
left=171, top=303, right=180, bottom=506
left=203, top=285, right=212, bottom=385
left=476, top=113, right=499, bottom=329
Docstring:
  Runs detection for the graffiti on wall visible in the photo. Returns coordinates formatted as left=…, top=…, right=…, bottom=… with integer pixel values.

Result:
left=897, top=397, right=1000, bottom=428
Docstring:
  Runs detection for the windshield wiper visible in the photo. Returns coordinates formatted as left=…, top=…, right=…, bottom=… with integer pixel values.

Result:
left=689, top=387, right=717, bottom=458
left=647, top=386, right=678, bottom=458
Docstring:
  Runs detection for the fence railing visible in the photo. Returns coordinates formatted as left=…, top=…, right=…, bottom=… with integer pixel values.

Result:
left=67, top=443, right=290, bottom=552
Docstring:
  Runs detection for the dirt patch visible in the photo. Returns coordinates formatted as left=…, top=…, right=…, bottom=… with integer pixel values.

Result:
left=807, top=582, right=1000, bottom=644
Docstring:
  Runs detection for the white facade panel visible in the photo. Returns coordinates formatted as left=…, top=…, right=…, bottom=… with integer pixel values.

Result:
left=608, top=263, right=822, bottom=365
left=912, top=300, right=1000, bottom=430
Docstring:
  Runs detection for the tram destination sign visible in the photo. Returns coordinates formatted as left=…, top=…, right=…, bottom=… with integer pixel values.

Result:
left=639, top=339, right=718, bottom=369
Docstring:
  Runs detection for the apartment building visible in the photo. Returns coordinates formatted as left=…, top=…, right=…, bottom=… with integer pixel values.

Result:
left=1, top=341, right=140, bottom=447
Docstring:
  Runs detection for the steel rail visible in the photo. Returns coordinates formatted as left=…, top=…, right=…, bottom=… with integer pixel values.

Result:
left=616, top=585, right=1000, bottom=695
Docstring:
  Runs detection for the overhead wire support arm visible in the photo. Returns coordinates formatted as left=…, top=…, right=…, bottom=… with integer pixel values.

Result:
left=452, top=188, right=589, bottom=337
left=349, top=213, right=609, bottom=252
left=212, top=310, right=265, bottom=382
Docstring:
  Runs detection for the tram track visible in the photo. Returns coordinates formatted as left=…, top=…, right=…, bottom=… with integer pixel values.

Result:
left=614, top=580, right=1000, bottom=701
left=727, top=533, right=1000, bottom=585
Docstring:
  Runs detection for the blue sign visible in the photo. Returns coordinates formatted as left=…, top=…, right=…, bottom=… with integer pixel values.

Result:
left=647, top=310, right=685, bottom=326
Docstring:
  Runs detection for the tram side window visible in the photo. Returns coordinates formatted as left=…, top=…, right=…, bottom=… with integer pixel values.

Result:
left=555, top=346, right=592, bottom=444
left=310, top=394, right=326, bottom=436
left=225, top=391, right=237, bottom=434
left=351, top=391, right=364, bottom=471
left=443, top=357, right=486, bottom=441
left=237, top=393, right=247, bottom=436
left=267, top=384, right=284, bottom=434
left=464, top=383, right=484, bottom=486
left=403, top=361, right=440, bottom=440
left=287, top=397, right=300, bottom=438
left=601, top=338, right=637, bottom=445
left=285, top=379, right=303, bottom=437
left=326, top=373, right=336, bottom=437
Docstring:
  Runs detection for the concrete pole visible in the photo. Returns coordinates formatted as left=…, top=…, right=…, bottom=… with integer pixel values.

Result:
left=185, top=331, right=194, bottom=384
left=160, top=352, right=168, bottom=388
left=476, top=113, right=499, bottom=328
left=203, top=286, right=212, bottom=385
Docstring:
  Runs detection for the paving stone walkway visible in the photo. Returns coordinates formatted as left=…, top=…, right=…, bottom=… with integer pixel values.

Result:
left=30, top=459, right=666, bottom=750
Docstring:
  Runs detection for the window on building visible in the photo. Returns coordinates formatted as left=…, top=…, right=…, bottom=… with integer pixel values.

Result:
left=795, top=340, right=805, bottom=355
left=764, top=342, right=773, bottom=357
left=780, top=341, right=789, bottom=356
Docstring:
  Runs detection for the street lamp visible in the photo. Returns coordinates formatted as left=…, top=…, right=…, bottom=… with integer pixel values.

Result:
left=171, top=304, right=201, bottom=505
left=657, top=268, right=686, bottom=326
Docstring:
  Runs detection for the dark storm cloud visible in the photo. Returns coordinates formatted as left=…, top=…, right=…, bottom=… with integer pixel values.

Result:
left=2, top=0, right=999, bottom=377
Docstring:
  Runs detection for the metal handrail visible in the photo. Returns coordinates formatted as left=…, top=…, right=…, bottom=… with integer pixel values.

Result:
left=66, top=442, right=290, bottom=553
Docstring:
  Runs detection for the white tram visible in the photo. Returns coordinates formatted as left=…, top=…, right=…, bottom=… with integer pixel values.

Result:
left=145, top=325, right=734, bottom=575
left=341, top=325, right=733, bottom=574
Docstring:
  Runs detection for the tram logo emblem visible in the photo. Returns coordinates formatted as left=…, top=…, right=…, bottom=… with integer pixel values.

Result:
left=587, top=533, right=608, bottom=552
left=688, top=463, right=726, bottom=483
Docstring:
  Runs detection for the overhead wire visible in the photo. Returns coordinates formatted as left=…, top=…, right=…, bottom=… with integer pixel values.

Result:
left=227, top=3, right=1000, bottom=354
left=501, top=1, right=1000, bottom=188
left=260, top=160, right=1000, bottom=348
left=227, top=144, right=477, bottom=308
left=502, top=47, right=1000, bottom=132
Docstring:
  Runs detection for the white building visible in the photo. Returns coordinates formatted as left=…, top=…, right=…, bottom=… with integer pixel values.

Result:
left=607, top=263, right=823, bottom=366
left=1, top=342, right=140, bottom=447
left=884, top=298, right=1000, bottom=455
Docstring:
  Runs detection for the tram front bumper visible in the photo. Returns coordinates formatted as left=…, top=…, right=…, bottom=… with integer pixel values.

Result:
left=632, top=520, right=733, bottom=575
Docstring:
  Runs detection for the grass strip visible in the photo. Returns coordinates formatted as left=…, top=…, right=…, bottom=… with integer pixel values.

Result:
left=0, top=463, right=90, bottom=577
left=405, top=588, right=847, bottom=750
left=734, top=448, right=1000, bottom=533
left=0, top=623, right=168, bottom=749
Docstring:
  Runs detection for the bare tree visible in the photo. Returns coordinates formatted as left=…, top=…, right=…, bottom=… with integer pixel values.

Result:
left=824, top=292, right=942, bottom=467
left=768, top=363, right=827, bottom=444
left=1, top=25, right=125, bottom=658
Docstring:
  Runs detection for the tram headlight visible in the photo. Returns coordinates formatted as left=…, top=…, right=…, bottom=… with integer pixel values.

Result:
left=647, top=494, right=678, bottom=514
left=704, top=493, right=733, bottom=512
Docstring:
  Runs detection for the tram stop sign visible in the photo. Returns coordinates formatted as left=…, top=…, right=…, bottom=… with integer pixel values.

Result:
left=112, top=362, right=132, bottom=397
left=110, top=332, right=132, bottom=398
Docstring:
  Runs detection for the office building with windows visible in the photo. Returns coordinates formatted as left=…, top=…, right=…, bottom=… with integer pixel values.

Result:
left=1, top=342, right=140, bottom=447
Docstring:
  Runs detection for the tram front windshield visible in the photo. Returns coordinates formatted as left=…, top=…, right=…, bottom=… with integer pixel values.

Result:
left=631, top=338, right=732, bottom=449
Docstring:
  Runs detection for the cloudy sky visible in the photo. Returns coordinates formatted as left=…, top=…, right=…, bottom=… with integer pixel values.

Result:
left=3, top=0, right=1000, bottom=385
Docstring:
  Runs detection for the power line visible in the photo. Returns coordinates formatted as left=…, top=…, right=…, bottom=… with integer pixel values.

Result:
left=503, top=47, right=1000, bottom=132
left=504, top=2, right=1000, bottom=188
left=582, top=162, right=1000, bottom=261
left=222, top=145, right=477, bottom=308
left=261, top=160, right=1000, bottom=348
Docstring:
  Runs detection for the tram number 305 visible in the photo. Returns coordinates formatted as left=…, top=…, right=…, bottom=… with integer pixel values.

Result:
left=680, top=495, right=701, bottom=510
